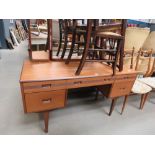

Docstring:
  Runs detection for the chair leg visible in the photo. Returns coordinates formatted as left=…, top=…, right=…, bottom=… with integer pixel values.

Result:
left=112, top=40, right=122, bottom=75
left=75, top=20, right=93, bottom=75
left=65, top=30, right=76, bottom=64
left=56, top=35, right=62, bottom=56
left=119, top=40, right=124, bottom=72
left=77, top=34, right=81, bottom=54
left=61, top=33, right=68, bottom=59
left=121, top=95, right=128, bottom=115
left=139, top=94, right=145, bottom=109
left=141, top=93, right=149, bottom=110
left=109, top=98, right=117, bottom=116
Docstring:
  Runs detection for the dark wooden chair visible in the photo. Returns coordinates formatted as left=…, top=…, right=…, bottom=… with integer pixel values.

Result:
left=73, top=19, right=127, bottom=76
left=65, top=19, right=87, bottom=64
left=57, top=19, right=87, bottom=60
left=57, top=19, right=73, bottom=59
left=56, top=19, right=66, bottom=56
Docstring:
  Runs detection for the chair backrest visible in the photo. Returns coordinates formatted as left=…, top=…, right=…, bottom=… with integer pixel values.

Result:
left=142, top=31, right=155, bottom=53
left=135, top=49, right=153, bottom=76
left=123, top=56, right=137, bottom=69
left=147, top=57, right=155, bottom=77
left=124, top=27, right=150, bottom=52
left=96, top=19, right=127, bottom=35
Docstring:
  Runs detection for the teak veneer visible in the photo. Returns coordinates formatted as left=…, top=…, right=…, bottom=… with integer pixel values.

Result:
left=20, top=60, right=137, bottom=132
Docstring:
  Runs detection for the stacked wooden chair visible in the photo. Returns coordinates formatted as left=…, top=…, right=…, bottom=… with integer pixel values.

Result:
left=56, top=19, right=87, bottom=59
left=63, top=19, right=127, bottom=75
left=78, top=19, right=126, bottom=75
left=56, top=19, right=73, bottom=57
left=65, top=19, right=87, bottom=62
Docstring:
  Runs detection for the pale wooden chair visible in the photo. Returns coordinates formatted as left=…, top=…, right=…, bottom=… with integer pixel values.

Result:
left=137, top=50, right=155, bottom=95
left=121, top=50, right=154, bottom=114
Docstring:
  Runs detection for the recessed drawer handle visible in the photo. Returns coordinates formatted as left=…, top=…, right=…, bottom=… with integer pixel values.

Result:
left=120, top=87, right=125, bottom=90
left=42, top=84, right=51, bottom=88
left=42, top=98, right=52, bottom=104
left=74, top=81, right=82, bottom=84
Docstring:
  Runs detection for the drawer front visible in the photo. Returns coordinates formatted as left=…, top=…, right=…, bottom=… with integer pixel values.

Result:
left=109, top=79, right=135, bottom=98
left=66, top=76, right=115, bottom=89
left=115, top=74, right=137, bottom=81
left=23, top=80, right=67, bottom=93
left=25, top=90, right=66, bottom=113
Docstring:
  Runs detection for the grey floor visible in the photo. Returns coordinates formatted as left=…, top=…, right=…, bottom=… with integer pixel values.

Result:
left=0, top=41, right=155, bottom=135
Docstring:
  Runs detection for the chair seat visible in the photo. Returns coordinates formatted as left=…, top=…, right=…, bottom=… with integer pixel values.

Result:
left=132, top=79, right=152, bottom=94
left=138, top=77, right=155, bottom=89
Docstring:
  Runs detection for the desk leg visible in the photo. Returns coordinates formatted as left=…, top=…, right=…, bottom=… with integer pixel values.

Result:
left=121, top=95, right=128, bottom=115
left=109, top=98, right=117, bottom=116
left=43, top=111, right=49, bottom=133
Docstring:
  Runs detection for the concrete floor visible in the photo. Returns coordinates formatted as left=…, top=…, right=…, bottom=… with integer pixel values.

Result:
left=0, top=41, right=155, bottom=135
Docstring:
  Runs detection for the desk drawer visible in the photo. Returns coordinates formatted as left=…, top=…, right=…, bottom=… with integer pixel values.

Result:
left=23, top=80, right=67, bottom=93
left=23, top=76, right=115, bottom=93
left=66, top=76, right=115, bottom=89
left=109, top=79, right=135, bottom=98
left=25, top=90, right=67, bottom=113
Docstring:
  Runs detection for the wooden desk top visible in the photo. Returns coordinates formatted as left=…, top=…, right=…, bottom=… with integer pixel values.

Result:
left=20, top=60, right=138, bottom=82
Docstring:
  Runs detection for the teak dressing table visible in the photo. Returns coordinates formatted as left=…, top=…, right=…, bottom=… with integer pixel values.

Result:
left=20, top=60, right=137, bottom=132
left=20, top=19, right=137, bottom=132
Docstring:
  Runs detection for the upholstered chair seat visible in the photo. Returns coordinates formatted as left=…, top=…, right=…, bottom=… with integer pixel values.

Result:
left=138, top=77, right=155, bottom=89
left=132, top=80, right=152, bottom=94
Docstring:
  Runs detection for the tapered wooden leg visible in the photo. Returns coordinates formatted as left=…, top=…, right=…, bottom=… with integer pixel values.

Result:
left=140, top=94, right=145, bottom=109
left=121, top=95, right=128, bottom=115
left=43, top=111, right=49, bottom=133
left=113, top=40, right=122, bottom=75
left=109, top=98, right=117, bottom=116
left=141, top=93, right=149, bottom=110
